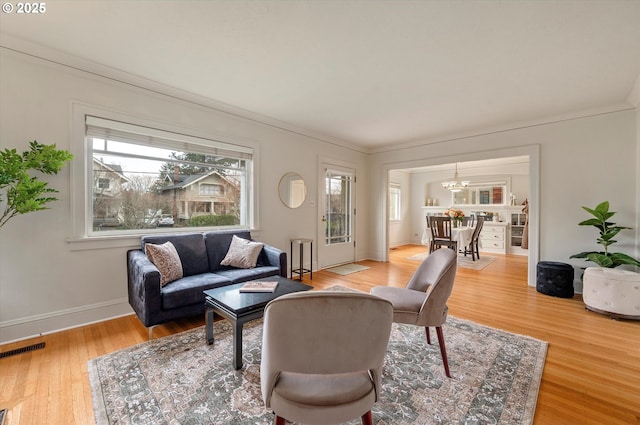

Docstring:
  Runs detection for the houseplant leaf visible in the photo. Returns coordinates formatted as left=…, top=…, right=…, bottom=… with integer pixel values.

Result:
left=586, top=253, right=614, bottom=268
left=609, top=252, right=640, bottom=267
left=0, top=141, right=73, bottom=229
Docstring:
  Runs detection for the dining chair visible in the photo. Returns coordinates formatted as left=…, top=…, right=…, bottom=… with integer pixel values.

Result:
left=429, top=216, right=457, bottom=253
left=371, top=247, right=458, bottom=378
left=261, top=291, right=393, bottom=425
left=461, top=215, right=475, bottom=228
left=463, top=216, right=484, bottom=261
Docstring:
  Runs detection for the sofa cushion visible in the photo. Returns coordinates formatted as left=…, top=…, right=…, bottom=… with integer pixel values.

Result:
left=145, top=242, right=183, bottom=286
left=161, top=273, right=232, bottom=310
left=143, top=233, right=209, bottom=276
left=205, top=230, right=252, bottom=271
left=215, top=266, right=282, bottom=283
left=220, top=235, right=264, bottom=269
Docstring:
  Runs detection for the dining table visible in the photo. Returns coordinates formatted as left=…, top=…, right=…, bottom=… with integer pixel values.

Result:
left=421, top=225, right=474, bottom=251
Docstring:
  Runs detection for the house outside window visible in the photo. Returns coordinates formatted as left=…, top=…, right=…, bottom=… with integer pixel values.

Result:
left=389, top=184, right=401, bottom=221
left=85, top=116, right=253, bottom=234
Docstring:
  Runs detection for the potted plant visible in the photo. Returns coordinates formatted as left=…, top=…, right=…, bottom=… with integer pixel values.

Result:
left=570, top=201, right=640, bottom=268
left=0, top=141, right=73, bottom=229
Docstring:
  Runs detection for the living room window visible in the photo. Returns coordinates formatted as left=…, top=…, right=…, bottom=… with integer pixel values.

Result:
left=389, top=184, right=401, bottom=221
left=85, top=116, right=253, bottom=235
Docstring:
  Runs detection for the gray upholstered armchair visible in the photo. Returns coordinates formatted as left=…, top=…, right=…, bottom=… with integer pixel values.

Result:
left=371, top=247, right=458, bottom=377
left=260, top=291, right=393, bottom=425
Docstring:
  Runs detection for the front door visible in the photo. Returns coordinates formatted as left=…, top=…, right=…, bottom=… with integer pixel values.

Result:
left=318, top=165, right=356, bottom=268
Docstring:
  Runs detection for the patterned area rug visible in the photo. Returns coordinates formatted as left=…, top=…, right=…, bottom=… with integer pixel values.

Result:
left=88, top=311, right=547, bottom=424
left=325, top=263, right=371, bottom=275
left=408, top=252, right=497, bottom=270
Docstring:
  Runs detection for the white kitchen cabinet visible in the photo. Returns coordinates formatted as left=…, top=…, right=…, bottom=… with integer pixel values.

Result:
left=508, top=210, right=529, bottom=255
left=479, top=222, right=508, bottom=254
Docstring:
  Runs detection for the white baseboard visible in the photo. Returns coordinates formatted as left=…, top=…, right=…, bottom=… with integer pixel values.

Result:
left=0, top=298, right=133, bottom=345
left=390, top=238, right=419, bottom=249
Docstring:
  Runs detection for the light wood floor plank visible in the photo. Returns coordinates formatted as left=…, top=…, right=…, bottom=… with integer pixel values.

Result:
left=0, top=244, right=638, bottom=425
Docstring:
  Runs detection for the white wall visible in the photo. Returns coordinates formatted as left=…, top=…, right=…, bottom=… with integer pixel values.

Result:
left=637, top=106, right=640, bottom=264
left=0, top=48, right=369, bottom=343
left=368, top=110, right=638, bottom=288
left=631, top=75, right=640, bottom=265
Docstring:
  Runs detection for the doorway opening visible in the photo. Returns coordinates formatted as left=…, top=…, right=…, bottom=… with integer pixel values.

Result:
left=385, top=151, right=538, bottom=286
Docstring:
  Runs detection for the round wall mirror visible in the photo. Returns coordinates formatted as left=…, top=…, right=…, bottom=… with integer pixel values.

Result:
left=279, top=172, right=307, bottom=208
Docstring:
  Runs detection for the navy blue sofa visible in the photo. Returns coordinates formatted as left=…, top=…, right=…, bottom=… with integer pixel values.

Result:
left=127, top=229, right=286, bottom=336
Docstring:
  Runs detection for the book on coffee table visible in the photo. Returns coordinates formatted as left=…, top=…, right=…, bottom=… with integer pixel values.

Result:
left=239, top=281, right=279, bottom=293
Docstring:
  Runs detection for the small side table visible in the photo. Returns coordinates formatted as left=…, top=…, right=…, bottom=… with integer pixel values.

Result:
left=290, top=238, right=313, bottom=281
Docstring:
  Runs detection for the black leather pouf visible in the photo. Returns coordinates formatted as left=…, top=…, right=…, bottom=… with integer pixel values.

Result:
left=536, top=261, right=575, bottom=298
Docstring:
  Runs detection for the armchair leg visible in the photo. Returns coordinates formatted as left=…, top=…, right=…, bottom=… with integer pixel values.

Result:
left=425, top=327, right=431, bottom=345
left=436, top=326, right=451, bottom=378
left=274, top=415, right=286, bottom=425
left=361, top=410, right=373, bottom=425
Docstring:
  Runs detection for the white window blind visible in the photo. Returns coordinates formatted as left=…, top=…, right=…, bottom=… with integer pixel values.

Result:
left=86, top=116, right=253, bottom=160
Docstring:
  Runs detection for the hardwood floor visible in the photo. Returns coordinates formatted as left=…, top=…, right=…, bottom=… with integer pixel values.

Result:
left=1, top=244, right=639, bottom=424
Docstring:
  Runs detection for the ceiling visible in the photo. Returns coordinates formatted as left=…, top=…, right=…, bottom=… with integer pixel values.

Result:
left=1, top=1, right=640, bottom=152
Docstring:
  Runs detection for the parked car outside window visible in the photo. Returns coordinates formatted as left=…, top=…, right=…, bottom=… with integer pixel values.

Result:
left=158, top=214, right=174, bottom=227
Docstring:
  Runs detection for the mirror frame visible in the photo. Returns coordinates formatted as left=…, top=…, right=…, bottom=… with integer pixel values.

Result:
left=450, top=178, right=510, bottom=206
left=278, top=172, right=307, bottom=209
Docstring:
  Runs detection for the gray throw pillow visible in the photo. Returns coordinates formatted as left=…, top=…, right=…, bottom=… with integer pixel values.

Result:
left=220, top=235, right=264, bottom=269
left=145, top=241, right=184, bottom=286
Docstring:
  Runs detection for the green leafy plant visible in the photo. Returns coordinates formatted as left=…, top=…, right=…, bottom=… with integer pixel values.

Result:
left=570, top=201, right=640, bottom=268
left=0, top=141, right=73, bottom=229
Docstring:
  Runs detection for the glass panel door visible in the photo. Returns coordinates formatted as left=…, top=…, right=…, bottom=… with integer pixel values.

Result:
left=325, top=171, right=352, bottom=245
left=318, top=165, right=356, bottom=268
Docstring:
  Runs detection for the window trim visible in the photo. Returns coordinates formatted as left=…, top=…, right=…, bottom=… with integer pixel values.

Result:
left=69, top=103, right=258, bottom=245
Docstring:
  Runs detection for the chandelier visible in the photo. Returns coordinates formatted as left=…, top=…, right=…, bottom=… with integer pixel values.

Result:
left=442, top=163, right=470, bottom=192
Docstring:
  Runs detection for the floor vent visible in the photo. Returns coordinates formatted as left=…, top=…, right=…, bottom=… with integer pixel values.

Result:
left=0, top=342, right=45, bottom=359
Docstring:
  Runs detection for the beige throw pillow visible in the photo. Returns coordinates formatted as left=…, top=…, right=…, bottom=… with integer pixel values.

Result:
left=220, top=235, right=264, bottom=269
left=145, top=241, right=184, bottom=286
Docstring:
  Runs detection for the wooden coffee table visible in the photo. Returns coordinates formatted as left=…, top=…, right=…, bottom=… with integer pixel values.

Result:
left=204, top=276, right=312, bottom=369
